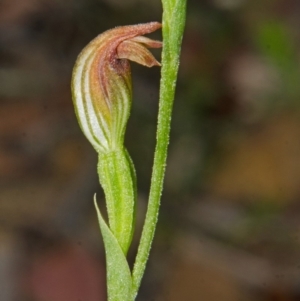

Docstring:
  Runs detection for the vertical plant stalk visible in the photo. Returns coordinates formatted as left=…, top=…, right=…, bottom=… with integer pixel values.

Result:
left=132, top=0, right=187, bottom=297
left=72, top=3, right=187, bottom=298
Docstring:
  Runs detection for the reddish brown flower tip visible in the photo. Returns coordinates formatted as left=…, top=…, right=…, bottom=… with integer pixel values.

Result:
left=117, top=40, right=162, bottom=67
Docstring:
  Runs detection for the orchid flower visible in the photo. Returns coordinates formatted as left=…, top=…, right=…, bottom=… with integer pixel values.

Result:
left=71, top=1, right=186, bottom=298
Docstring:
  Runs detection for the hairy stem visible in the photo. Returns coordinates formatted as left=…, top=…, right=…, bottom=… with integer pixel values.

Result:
left=132, top=0, right=187, bottom=298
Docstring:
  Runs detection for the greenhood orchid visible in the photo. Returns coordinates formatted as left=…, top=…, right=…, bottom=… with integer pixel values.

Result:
left=72, top=22, right=162, bottom=153
left=71, top=22, right=162, bottom=256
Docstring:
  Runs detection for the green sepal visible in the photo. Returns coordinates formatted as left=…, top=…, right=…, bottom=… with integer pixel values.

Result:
left=94, top=196, right=133, bottom=301
left=97, top=147, right=136, bottom=255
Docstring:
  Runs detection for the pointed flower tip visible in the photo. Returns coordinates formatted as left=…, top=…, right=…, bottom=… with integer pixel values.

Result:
left=135, top=21, right=162, bottom=33
left=116, top=23, right=162, bottom=68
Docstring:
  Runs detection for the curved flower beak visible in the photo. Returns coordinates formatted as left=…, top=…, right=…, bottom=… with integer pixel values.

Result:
left=71, top=22, right=162, bottom=153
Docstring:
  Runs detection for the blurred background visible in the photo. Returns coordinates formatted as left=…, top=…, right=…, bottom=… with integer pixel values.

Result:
left=1, top=0, right=300, bottom=300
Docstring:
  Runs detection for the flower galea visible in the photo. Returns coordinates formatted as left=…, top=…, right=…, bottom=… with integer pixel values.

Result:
left=71, top=22, right=162, bottom=153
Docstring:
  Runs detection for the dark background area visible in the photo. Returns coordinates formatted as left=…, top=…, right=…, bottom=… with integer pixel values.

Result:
left=1, top=0, right=300, bottom=300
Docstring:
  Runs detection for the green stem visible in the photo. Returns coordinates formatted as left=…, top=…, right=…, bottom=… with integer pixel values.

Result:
left=132, top=0, right=187, bottom=298
left=98, top=147, right=136, bottom=255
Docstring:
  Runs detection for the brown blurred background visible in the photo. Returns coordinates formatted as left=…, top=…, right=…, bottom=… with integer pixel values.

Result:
left=1, top=0, right=300, bottom=300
